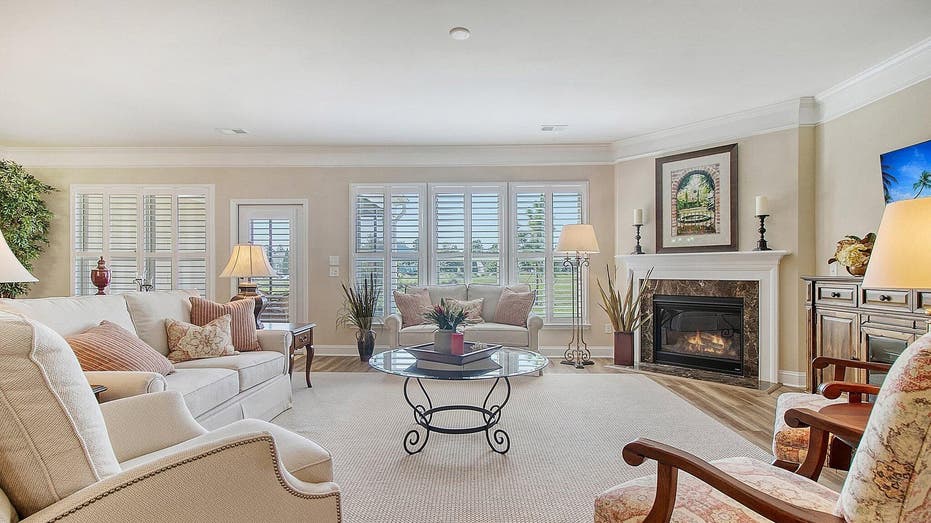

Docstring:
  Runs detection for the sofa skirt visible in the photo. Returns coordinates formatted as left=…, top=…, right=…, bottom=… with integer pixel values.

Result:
left=196, top=374, right=293, bottom=430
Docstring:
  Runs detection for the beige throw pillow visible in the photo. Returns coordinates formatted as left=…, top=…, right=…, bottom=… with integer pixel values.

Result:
left=189, top=297, right=259, bottom=351
left=394, top=288, right=432, bottom=327
left=165, top=315, right=237, bottom=363
left=447, top=298, right=485, bottom=324
left=493, top=288, right=536, bottom=327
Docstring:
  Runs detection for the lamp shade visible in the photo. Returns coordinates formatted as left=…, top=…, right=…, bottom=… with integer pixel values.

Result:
left=556, top=224, right=600, bottom=254
left=219, top=244, right=277, bottom=278
left=862, top=198, right=931, bottom=289
left=0, top=229, right=38, bottom=283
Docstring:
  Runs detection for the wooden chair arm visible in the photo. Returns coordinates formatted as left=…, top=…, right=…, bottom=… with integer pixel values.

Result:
left=621, top=438, right=843, bottom=523
left=818, top=381, right=881, bottom=401
left=784, top=407, right=865, bottom=442
left=811, top=356, right=892, bottom=373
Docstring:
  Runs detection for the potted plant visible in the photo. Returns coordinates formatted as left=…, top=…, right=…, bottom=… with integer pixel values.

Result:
left=424, top=299, right=466, bottom=354
left=828, top=233, right=875, bottom=276
left=597, top=266, right=653, bottom=366
left=337, top=273, right=381, bottom=361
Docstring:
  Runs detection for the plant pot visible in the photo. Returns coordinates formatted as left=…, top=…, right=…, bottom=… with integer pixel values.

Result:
left=357, top=330, right=376, bottom=362
left=613, top=331, right=634, bottom=366
left=434, top=330, right=457, bottom=354
left=846, top=264, right=867, bottom=277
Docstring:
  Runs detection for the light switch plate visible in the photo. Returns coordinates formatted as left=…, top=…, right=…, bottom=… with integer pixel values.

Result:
left=329, top=267, right=339, bottom=277
left=329, top=256, right=339, bottom=266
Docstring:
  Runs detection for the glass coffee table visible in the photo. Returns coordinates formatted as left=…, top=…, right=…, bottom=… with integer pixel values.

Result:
left=369, top=347, right=548, bottom=455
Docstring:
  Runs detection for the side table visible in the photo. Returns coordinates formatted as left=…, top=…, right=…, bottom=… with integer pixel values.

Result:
left=91, top=384, right=107, bottom=402
left=265, top=322, right=316, bottom=387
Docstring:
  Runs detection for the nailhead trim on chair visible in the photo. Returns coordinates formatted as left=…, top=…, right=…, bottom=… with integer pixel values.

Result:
left=47, top=434, right=342, bottom=522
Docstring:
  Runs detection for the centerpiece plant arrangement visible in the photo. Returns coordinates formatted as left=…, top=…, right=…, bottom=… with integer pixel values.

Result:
left=424, top=299, right=467, bottom=355
left=337, top=273, right=381, bottom=362
left=828, top=233, right=875, bottom=276
left=597, top=266, right=653, bottom=366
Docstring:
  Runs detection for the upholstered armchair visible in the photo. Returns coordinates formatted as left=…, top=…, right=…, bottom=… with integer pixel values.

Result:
left=595, top=332, right=931, bottom=522
left=771, top=356, right=891, bottom=470
left=0, top=311, right=341, bottom=523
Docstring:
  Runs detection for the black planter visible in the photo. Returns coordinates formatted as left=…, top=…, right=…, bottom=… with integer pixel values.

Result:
left=358, top=330, right=376, bottom=362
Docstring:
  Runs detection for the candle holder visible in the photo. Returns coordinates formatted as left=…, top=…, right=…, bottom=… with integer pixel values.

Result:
left=754, top=215, right=772, bottom=251
left=632, top=224, right=644, bottom=255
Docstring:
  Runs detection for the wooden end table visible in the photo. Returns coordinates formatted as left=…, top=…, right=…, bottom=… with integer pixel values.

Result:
left=265, top=322, right=316, bottom=387
left=91, top=384, right=107, bottom=402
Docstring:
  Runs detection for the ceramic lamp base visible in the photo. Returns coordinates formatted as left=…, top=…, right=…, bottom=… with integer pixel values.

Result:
left=231, top=282, right=267, bottom=329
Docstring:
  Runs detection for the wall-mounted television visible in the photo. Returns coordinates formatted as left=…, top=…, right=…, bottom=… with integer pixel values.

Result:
left=881, top=138, right=931, bottom=204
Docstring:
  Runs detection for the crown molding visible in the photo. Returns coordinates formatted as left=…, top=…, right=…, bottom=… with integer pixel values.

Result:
left=815, top=36, right=931, bottom=124
left=0, top=144, right=615, bottom=168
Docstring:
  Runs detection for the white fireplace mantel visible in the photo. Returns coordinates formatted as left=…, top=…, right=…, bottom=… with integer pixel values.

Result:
left=616, top=250, right=789, bottom=384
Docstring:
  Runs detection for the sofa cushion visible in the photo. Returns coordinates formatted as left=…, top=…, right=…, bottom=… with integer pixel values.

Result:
left=467, top=283, right=530, bottom=322
left=463, top=322, right=529, bottom=347
left=190, top=297, right=260, bottom=351
left=0, top=294, right=135, bottom=338
left=123, top=290, right=198, bottom=355
left=0, top=311, right=121, bottom=517
left=411, top=284, right=467, bottom=304
left=66, top=320, right=175, bottom=376
left=163, top=368, right=239, bottom=418
left=398, top=324, right=437, bottom=347
left=173, top=351, right=285, bottom=392
left=119, top=419, right=333, bottom=484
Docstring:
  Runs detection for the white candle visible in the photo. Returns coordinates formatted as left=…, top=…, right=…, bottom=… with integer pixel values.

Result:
left=755, top=196, right=769, bottom=216
left=633, top=208, right=644, bottom=225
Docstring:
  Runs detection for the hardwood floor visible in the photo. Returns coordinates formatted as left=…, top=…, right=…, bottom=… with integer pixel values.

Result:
left=298, top=354, right=846, bottom=490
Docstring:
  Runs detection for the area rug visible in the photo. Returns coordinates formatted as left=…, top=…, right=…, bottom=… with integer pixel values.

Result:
left=273, top=372, right=772, bottom=522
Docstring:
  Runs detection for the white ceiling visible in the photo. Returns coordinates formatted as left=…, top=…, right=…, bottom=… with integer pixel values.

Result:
left=0, top=1, right=929, bottom=147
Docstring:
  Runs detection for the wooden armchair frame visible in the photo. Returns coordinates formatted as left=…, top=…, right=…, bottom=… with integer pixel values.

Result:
left=810, top=356, right=891, bottom=392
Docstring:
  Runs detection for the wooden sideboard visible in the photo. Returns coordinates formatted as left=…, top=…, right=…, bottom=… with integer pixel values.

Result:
left=803, top=276, right=930, bottom=392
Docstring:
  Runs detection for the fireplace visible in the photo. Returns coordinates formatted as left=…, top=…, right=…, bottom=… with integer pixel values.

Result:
left=652, top=295, right=744, bottom=375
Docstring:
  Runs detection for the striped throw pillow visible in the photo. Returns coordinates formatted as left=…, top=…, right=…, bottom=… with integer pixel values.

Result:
left=66, top=320, right=174, bottom=376
left=394, top=289, right=432, bottom=327
left=493, top=288, right=536, bottom=327
left=189, top=297, right=260, bottom=351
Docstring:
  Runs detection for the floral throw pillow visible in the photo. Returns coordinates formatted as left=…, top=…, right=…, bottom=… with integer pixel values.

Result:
left=165, top=314, right=237, bottom=363
left=447, top=298, right=485, bottom=324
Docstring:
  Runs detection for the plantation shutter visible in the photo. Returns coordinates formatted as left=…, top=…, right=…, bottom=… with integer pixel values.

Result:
left=551, top=192, right=584, bottom=320
left=431, top=184, right=505, bottom=286
left=249, top=218, right=291, bottom=322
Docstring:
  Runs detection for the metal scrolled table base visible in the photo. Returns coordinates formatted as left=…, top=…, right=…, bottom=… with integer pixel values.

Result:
left=402, top=376, right=512, bottom=455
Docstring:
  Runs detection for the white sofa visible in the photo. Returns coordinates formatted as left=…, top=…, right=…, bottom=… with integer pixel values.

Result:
left=0, top=291, right=293, bottom=430
left=383, top=284, right=543, bottom=351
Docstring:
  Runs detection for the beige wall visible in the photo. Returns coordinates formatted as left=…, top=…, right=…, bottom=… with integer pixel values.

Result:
left=815, top=78, right=931, bottom=269
left=614, top=128, right=815, bottom=373
left=26, top=165, right=616, bottom=349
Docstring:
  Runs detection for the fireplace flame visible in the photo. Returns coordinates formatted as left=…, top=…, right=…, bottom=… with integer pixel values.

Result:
left=684, top=331, right=729, bottom=354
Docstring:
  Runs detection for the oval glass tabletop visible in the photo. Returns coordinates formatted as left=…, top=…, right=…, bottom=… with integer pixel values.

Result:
left=369, top=347, right=548, bottom=380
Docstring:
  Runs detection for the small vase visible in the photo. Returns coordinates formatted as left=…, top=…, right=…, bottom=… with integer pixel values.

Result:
left=846, top=264, right=867, bottom=277
left=614, top=331, right=634, bottom=366
left=434, top=330, right=455, bottom=354
left=357, top=330, right=376, bottom=362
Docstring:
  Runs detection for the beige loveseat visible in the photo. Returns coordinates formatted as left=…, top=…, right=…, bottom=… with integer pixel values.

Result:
left=383, top=284, right=543, bottom=351
left=0, top=290, right=293, bottom=430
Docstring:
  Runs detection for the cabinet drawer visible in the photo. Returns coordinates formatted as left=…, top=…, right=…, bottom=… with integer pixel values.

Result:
left=861, top=288, right=911, bottom=312
left=815, top=284, right=858, bottom=307
left=917, top=291, right=931, bottom=310
left=294, top=331, right=312, bottom=347
left=862, top=314, right=915, bottom=330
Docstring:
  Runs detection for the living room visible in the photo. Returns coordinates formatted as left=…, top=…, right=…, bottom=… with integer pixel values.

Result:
left=1, top=2, right=930, bottom=522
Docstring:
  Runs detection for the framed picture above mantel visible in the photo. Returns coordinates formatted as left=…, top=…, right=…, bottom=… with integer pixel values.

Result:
left=655, top=143, right=738, bottom=253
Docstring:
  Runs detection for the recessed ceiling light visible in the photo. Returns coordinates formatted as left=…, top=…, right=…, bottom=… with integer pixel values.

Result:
left=216, top=128, right=248, bottom=135
left=449, top=27, right=471, bottom=40
left=540, top=124, right=568, bottom=132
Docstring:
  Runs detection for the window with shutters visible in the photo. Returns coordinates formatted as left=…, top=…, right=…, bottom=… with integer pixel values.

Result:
left=350, top=181, right=587, bottom=324
left=72, top=185, right=214, bottom=298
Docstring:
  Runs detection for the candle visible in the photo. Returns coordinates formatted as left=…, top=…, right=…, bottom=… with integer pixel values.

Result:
left=755, top=196, right=769, bottom=216
left=633, top=208, right=644, bottom=225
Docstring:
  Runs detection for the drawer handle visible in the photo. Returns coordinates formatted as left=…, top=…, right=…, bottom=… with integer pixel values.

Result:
left=830, top=292, right=841, bottom=298
left=879, top=294, right=892, bottom=302
left=850, top=355, right=860, bottom=361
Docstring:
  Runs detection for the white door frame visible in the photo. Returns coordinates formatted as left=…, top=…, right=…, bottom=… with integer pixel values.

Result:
left=229, top=199, right=310, bottom=322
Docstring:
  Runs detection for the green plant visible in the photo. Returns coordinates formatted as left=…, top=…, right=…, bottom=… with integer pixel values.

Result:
left=597, top=266, right=653, bottom=333
left=424, top=299, right=466, bottom=331
left=0, top=160, right=56, bottom=298
left=336, top=273, right=381, bottom=340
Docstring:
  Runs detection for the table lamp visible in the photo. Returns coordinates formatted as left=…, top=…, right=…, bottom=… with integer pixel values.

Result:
left=862, top=197, right=931, bottom=330
left=0, top=228, right=38, bottom=286
left=219, top=244, right=278, bottom=329
left=556, top=224, right=600, bottom=369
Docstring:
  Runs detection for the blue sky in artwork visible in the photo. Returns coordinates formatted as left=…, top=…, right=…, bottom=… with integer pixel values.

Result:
left=881, top=139, right=931, bottom=203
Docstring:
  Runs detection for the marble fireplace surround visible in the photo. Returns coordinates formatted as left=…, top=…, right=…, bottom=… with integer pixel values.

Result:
left=617, top=251, right=788, bottom=384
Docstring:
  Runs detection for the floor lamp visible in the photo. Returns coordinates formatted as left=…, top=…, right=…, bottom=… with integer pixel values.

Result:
left=556, top=224, right=600, bottom=369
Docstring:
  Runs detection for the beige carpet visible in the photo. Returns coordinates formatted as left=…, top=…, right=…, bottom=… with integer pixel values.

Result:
left=273, top=372, right=771, bottom=522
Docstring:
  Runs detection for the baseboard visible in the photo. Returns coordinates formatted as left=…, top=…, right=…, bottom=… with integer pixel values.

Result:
left=311, top=344, right=613, bottom=358
left=778, top=370, right=807, bottom=388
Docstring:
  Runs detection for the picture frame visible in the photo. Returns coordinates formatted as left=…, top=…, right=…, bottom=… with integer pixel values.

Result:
left=655, top=144, right=738, bottom=253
